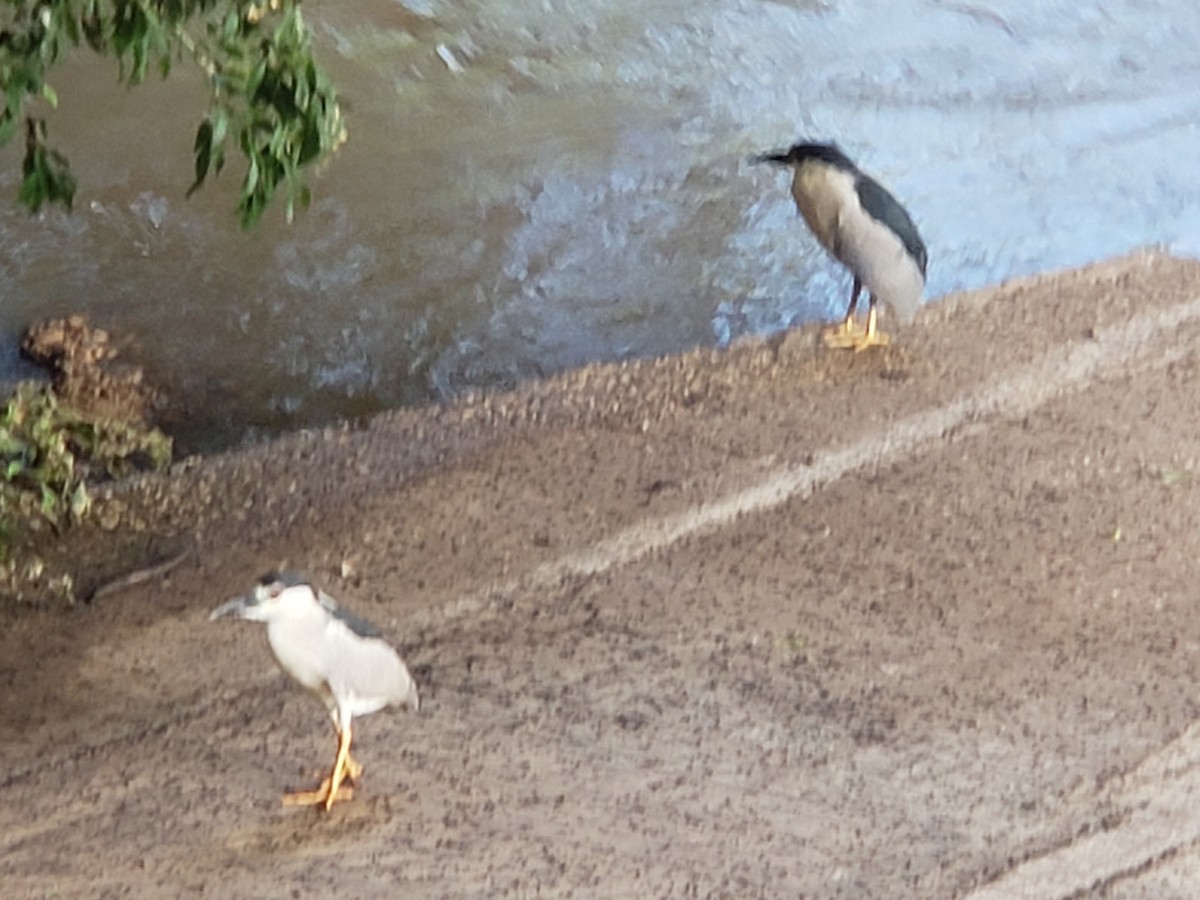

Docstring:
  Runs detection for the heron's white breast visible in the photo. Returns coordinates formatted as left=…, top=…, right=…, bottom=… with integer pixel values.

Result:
left=265, top=613, right=333, bottom=694
left=789, top=164, right=854, bottom=258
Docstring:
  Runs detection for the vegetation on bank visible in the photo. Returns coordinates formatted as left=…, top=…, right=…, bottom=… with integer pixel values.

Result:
left=1, top=0, right=348, bottom=598
left=0, top=382, right=172, bottom=602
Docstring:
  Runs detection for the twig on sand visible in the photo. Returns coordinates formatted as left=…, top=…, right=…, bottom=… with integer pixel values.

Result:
left=86, top=548, right=191, bottom=604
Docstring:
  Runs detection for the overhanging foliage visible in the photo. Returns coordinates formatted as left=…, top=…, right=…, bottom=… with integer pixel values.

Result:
left=0, top=0, right=344, bottom=226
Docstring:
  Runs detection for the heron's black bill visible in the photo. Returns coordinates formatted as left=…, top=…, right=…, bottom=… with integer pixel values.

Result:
left=752, top=151, right=792, bottom=166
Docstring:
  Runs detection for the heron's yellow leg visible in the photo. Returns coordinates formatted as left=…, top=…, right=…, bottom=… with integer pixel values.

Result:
left=345, top=752, right=364, bottom=783
left=822, top=278, right=871, bottom=348
left=322, top=725, right=354, bottom=811
left=282, top=726, right=357, bottom=810
left=826, top=302, right=890, bottom=351
left=327, top=722, right=364, bottom=783
left=857, top=302, right=891, bottom=350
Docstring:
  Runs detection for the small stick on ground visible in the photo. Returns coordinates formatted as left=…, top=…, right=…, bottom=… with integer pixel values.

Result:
left=86, top=549, right=191, bottom=604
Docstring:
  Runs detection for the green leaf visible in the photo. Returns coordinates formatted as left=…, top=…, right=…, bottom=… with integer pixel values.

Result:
left=19, top=125, right=77, bottom=214
left=39, top=483, right=59, bottom=521
left=245, top=152, right=259, bottom=193
left=69, top=482, right=91, bottom=521
left=188, top=117, right=213, bottom=196
left=222, top=10, right=240, bottom=43
left=210, top=108, right=228, bottom=148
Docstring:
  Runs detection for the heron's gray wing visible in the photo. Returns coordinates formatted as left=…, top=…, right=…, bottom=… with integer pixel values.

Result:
left=854, top=174, right=928, bottom=277
left=316, top=589, right=384, bottom=639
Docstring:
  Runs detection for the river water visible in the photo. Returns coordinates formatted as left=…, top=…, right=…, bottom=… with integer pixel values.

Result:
left=2, top=0, right=1199, bottom=451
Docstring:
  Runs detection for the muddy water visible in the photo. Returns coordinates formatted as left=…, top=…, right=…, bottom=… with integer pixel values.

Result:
left=2, top=0, right=1198, bottom=450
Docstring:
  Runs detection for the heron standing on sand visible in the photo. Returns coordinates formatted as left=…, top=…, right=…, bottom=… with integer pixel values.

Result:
left=210, top=571, right=419, bottom=811
left=756, top=141, right=928, bottom=350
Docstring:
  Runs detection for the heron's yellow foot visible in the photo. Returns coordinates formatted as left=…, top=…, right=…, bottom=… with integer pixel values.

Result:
left=840, top=328, right=891, bottom=352
left=282, top=777, right=355, bottom=808
left=821, top=318, right=867, bottom=349
left=823, top=306, right=891, bottom=351
left=283, top=750, right=360, bottom=809
left=282, top=726, right=358, bottom=810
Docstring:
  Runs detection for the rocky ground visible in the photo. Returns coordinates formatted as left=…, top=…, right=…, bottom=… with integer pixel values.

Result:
left=5, top=250, right=1200, bottom=898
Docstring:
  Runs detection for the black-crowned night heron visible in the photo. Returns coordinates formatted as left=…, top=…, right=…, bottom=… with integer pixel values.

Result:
left=756, top=141, right=928, bottom=351
left=210, top=571, right=419, bottom=811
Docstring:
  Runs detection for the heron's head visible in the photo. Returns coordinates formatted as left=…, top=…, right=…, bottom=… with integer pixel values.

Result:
left=754, top=141, right=858, bottom=173
left=209, top=571, right=316, bottom=624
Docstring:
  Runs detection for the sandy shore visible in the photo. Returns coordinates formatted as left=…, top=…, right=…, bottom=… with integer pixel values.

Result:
left=5, top=250, right=1200, bottom=898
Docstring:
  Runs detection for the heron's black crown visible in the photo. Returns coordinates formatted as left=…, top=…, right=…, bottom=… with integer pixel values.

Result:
left=759, top=141, right=859, bottom=173
left=258, top=570, right=309, bottom=590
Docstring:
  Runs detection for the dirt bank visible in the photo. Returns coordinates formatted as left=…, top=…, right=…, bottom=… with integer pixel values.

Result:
left=5, top=250, right=1200, bottom=898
